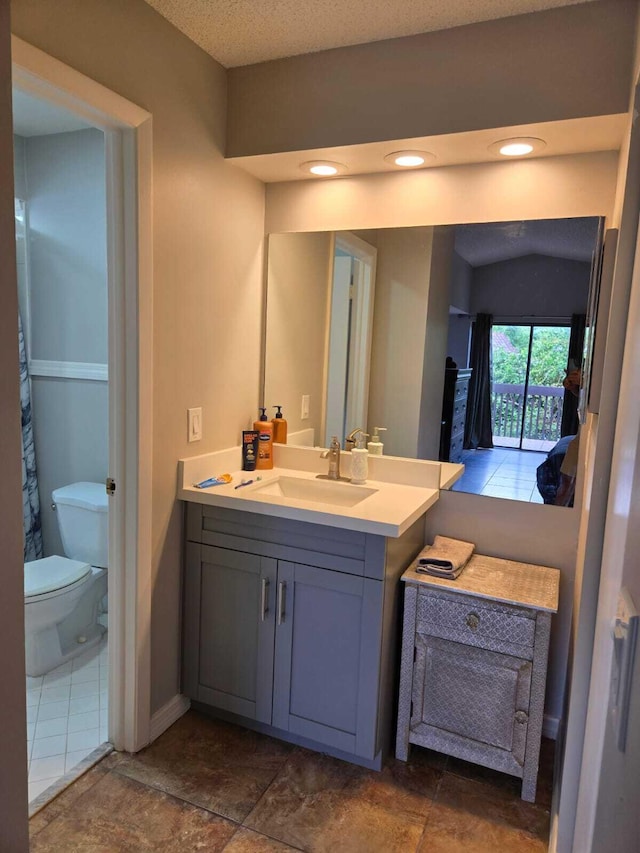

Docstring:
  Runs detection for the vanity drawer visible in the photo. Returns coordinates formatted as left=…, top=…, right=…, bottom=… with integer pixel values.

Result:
left=416, top=593, right=536, bottom=658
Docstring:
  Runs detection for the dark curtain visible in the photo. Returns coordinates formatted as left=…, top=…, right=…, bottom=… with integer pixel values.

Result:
left=560, top=313, right=586, bottom=437
left=464, top=313, right=494, bottom=449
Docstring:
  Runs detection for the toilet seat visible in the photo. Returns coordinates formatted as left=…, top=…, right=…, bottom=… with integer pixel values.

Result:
left=25, top=555, right=92, bottom=599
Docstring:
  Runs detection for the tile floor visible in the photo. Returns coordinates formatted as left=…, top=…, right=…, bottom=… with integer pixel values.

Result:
left=26, top=634, right=108, bottom=803
left=29, top=710, right=554, bottom=852
left=453, top=447, right=547, bottom=503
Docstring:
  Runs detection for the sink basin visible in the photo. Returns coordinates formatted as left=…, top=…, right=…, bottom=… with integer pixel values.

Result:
left=247, top=476, right=377, bottom=507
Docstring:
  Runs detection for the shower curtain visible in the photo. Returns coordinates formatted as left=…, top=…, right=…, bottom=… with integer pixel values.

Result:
left=20, top=312, right=43, bottom=562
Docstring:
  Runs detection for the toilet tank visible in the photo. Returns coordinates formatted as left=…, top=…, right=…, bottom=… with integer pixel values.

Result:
left=52, top=482, right=109, bottom=568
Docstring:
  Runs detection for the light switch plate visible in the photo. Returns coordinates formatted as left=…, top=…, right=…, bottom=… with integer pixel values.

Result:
left=301, top=395, right=310, bottom=420
left=611, top=587, right=639, bottom=751
left=188, top=407, right=202, bottom=442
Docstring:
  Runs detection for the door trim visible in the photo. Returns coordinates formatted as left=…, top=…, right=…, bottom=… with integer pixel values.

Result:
left=12, top=36, right=153, bottom=752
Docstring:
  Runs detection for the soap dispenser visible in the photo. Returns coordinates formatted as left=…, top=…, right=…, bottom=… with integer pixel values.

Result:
left=350, top=430, right=369, bottom=484
left=253, top=407, right=274, bottom=470
left=272, top=405, right=288, bottom=444
left=368, top=427, right=387, bottom=456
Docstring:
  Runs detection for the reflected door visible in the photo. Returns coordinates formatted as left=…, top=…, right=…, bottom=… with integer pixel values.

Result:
left=491, top=325, right=570, bottom=451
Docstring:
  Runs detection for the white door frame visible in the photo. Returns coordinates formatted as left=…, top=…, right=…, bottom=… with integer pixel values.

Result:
left=11, top=36, right=153, bottom=753
left=323, top=232, right=377, bottom=444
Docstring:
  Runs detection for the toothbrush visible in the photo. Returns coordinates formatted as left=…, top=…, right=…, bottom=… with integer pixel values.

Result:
left=234, top=476, right=262, bottom=490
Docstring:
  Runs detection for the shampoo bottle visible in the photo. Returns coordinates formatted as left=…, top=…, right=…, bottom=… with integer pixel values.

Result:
left=272, top=405, right=288, bottom=444
left=350, top=431, right=369, bottom=484
left=368, top=427, right=387, bottom=456
left=254, top=408, right=274, bottom=470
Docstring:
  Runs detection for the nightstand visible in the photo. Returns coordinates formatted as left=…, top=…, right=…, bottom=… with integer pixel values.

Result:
left=395, top=553, right=560, bottom=802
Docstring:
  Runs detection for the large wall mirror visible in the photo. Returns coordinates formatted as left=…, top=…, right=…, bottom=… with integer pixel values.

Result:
left=263, top=216, right=604, bottom=506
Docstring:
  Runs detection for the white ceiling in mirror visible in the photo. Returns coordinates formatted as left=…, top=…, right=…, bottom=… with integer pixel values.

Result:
left=143, top=0, right=595, bottom=67
left=455, top=218, right=600, bottom=266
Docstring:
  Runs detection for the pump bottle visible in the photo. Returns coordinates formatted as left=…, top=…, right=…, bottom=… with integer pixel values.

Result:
left=272, top=406, right=288, bottom=443
left=350, top=430, right=369, bottom=484
left=368, top=427, right=387, bottom=456
left=253, top=407, right=274, bottom=470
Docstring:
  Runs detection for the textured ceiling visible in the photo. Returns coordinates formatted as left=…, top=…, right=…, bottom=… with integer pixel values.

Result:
left=454, top=217, right=601, bottom=266
left=142, top=0, right=594, bottom=67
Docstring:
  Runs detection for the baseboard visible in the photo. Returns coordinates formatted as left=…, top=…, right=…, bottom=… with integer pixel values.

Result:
left=543, top=714, right=560, bottom=740
left=149, top=694, right=191, bottom=743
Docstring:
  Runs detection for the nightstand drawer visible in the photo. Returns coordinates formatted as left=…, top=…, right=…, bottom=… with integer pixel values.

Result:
left=416, top=593, right=536, bottom=657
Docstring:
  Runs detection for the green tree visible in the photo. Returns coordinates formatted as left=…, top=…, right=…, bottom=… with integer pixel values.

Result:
left=491, top=325, right=570, bottom=386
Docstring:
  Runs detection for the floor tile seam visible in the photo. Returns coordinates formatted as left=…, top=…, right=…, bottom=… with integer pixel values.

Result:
left=237, top=746, right=308, bottom=836
left=106, top=763, right=255, bottom=827
left=224, top=823, right=307, bottom=852
left=412, top=775, right=445, bottom=853
left=28, top=766, right=111, bottom=833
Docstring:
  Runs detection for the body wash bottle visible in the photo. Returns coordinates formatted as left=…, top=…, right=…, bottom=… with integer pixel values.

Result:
left=254, top=408, right=274, bottom=470
left=272, top=405, right=288, bottom=443
left=368, top=427, right=387, bottom=456
left=350, top=431, right=369, bottom=484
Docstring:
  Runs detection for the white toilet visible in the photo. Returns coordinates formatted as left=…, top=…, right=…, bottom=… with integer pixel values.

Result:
left=24, top=482, right=108, bottom=677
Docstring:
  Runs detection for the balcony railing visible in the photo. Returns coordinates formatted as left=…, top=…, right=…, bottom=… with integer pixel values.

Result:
left=491, top=383, right=565, bottom=444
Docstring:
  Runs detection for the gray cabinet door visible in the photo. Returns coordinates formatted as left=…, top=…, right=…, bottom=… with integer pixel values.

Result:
left=272, top=561, right=383, bottom=759
left=193, top=544, right=277, bottom=724
left=410, top=633, right=532, bottom=774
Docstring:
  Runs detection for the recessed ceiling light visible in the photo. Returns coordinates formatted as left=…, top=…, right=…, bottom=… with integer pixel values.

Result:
left=489, top=137, right=546, bottom=157
left=300, top=160, right=346, bottom=177
left=384, top=150, right=436, bottom=168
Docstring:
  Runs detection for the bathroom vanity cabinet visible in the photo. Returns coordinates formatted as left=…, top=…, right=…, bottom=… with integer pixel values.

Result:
left=395, top=555, right=559, bottom=802
left=182, top=502, right=424, bottom=769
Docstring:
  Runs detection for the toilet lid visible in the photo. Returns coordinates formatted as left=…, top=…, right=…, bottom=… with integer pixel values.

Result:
left=25, top=555, right=91, bottom=597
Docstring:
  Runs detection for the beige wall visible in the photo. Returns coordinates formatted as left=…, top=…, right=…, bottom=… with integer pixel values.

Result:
left=265, top=152, right=618, bottom=234
left=264, top=232, right=332, bottom=439
left=11, top=0, right=266, bottom=714
left=368, top=227, right=434, bottom=458
left=227, top=0, right=635, bottom=157
left=0, top=2, right=29, bottom=848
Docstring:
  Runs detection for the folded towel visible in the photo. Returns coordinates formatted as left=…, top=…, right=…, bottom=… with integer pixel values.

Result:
left=415, top=535, right=475, bottom=579
left=417, top=563, right=465, bottom=580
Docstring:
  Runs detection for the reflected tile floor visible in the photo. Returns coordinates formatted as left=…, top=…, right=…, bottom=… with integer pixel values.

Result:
left=453, top=448, right=547, bottom=503
left=30, top=710, right=554, bottom=852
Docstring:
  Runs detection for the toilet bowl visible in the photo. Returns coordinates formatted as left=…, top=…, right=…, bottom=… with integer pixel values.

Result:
left=24, top=482, right=108, bottom=677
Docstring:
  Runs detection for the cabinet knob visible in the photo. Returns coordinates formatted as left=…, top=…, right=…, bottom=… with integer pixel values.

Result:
left=515, top=711, right=528, bottom=725
left=466, top=612, right=480, bottom=631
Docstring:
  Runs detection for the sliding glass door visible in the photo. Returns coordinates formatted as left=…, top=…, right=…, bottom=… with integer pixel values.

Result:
left=491, top=324, right=570, bottom=451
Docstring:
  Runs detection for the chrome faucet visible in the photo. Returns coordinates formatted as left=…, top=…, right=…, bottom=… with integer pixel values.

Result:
left=320, top=436, right=341, bottom=480
left=345, top=427, right=364, bottom=451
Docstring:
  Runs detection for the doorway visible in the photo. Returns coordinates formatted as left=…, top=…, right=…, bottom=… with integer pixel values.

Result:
left=12, top=36, right=153, bottom=794
left=491, top=323, right=571, bottom=453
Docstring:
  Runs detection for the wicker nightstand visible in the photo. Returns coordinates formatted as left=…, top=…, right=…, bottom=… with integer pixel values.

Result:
left=395, top=553, right=560, bottom=802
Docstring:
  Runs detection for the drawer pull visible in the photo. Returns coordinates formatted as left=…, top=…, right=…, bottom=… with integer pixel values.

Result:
left=277, top=581, right=286, bottom=626
left=515, top=711, right=528, bottom=725
left=466, top=612, right=480, bottom=631
left=260, top=578, right=270, bottom=622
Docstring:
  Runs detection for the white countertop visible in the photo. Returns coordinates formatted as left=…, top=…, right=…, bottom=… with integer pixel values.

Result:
left=178, top=445, right=443, bottom=537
